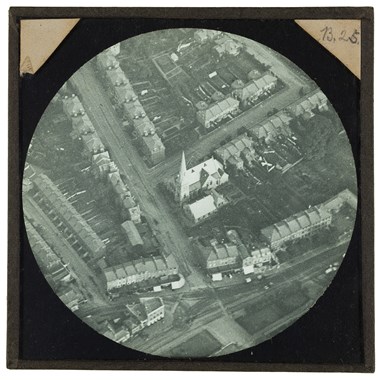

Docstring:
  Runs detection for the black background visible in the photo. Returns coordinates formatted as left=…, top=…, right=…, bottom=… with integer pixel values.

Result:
left=19, top=18, right=362, bottom=364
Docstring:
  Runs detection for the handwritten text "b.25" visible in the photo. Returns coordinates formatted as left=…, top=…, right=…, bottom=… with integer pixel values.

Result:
left=319, top=26, right=360, bottom=45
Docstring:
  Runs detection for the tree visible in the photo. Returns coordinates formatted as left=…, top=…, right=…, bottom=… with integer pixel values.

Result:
left=302, top=114, right=336, bottom=160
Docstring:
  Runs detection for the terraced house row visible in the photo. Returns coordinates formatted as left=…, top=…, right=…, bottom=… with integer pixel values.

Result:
left=103, top=253, right=181, bottom=292
left=261, top=204, right=333, bottom=250
left=198, top=229, right=277, bottom=281
left=96, top=44, right=166, bottom=165
left=30, top=172, right=107, bottom=261
left=62, top=93, right=142, bottom=225
left=24, top=219, right=72, bottom=286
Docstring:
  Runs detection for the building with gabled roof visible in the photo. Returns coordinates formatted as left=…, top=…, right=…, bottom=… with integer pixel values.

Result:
left=114, top=84, right=138, bottom=104
left=32, top=173, right=106, bottom=259
left=141, top=134, right=166, bottom=165
left=261, top=204, right=332, bottom=249
left=196, top=97, right=239, bottom=129
left=121, top=220, right=143, bottom=247
left=287, top=90, right=329, bottom=119
left=25, top=219, right=72, bottom=284
left=175, top=152, right=229, bottom=203
left=134, top=117, right=156, bottom=137
left=184, top=189, right=228, bottom=223
left=215, top=133, right=256, bottom=169
left=106, top=67, right=130, bottom=87
left=92, top=151, right=111, bottom=178
left=202, top=239, right=242, bottom=276
left=320, top=189, right=357, bottom=213
left=242, top=246, right=274, bottom=274
left=140, top=297, right=165, bottom=326
left=71, top=115, right=95, bottom=139
left=213, top=35, right=242, bottom=56
left=81, top=132, right=105, bottom=157
left=103, top=254, right=179, bottom=291
left=123, top=100, right=146, bottom=120
left=232, top=74, right=277, bottom=106
left=62, top=94, right=85, bottom=118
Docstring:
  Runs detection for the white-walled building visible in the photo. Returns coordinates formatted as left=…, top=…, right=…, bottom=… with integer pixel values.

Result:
left=175, top=152, right=229, bottom=203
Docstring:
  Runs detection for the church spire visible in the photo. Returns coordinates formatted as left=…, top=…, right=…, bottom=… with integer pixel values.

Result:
left=179, top=151, right=187, bottom=182
left=176, top=151, right=187, bottom=203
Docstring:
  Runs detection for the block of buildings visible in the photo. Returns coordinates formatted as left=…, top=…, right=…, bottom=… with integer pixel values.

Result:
left=107, top=165, right=142, bottom=223
left=106, top=67, right=130, bottom=87
left=101, top=297, right=164, bottom=343
left=140, top=297, right=165, bottom=326
left=114, top=84, right=138, bottom=104
left=121, top=220, right=143, bottom=247
left=96, top=50, right=167, bottom=166
left=92, top=151, right=112, bottom=178
left=141, top=134, right=166, bottom=165
left=62, top=94, right=85, bottom=118
left=320, top=189, right=358, bottom=213
left=196, top=97, right=239, bottom=129
left=231, top=74, right=277, bottom=106
left=184, top=190, right=228, bottom=223
left=32, top=174, right=106, bottom=259
left=248, top=112, right=293, bottom=144
left=261, top=205, right=332, bottom=250
left=201, top=240, right=242, bottom=280
left=240, top=245, right=274, bottom=275
left=103, top=254, right=178, bottom=292
left=174, top=152, right=229, bottom=203
left=71, top=115, right=95, bottom=138
left=287, top=90, right=328, bottom=119
left=127, top=297, right=165, bottom=328
left=25, top=219, right=72, bottom=285
left=213, top=36, right=242, bottom=57
left=214, top=133, right=257, bottom=169
left=133, top=117, right=156, bottom=137
left=81, top=132, right=106, bottom=157
left=123, top=100, right=146, bottom=120
left=103, top=317, right=131, bottom=343
left=122, top=197, right=142, bottom=224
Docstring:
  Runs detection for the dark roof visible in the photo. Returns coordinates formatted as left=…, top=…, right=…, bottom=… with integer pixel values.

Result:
left=32, top=174, right=105, bottom=255
left=121, top=220, right=143, bottom=246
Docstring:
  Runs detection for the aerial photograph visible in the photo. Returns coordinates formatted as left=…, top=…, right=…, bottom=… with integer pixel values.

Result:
left=22, top=28, right=357, bottom=358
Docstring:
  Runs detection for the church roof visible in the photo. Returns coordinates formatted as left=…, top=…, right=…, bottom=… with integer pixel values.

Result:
left=180, top=156, right=225, bottom=188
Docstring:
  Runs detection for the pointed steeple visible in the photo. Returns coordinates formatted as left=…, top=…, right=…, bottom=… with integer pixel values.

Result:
left=179, top=151, right=187, bottom=182
left=176, top=151, right=188, bottom=203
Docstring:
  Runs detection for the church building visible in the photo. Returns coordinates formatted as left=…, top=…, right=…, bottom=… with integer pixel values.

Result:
left=175, top=152, right=229, bottom=203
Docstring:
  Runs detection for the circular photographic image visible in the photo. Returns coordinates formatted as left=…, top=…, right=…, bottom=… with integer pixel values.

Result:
left=23, top=29, right=357, bottom=358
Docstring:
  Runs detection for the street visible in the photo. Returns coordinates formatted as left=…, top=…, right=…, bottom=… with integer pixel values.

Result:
left=71, top=65, right=207, bottom=288
left=133, top=240, right=349, bottom=356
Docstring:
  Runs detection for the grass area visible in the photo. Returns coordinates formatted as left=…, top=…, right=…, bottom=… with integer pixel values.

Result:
left=277, top=292, right=309, bottom=313
left=171, top=330, right=222, bottom=358
left=236, top=304, right=283, bottom=335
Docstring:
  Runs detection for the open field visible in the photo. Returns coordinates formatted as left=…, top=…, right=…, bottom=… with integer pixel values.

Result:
left=170, top=330, right=222, bottom=358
